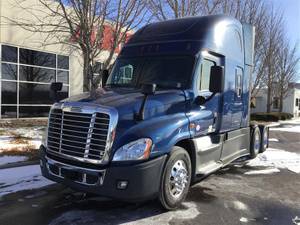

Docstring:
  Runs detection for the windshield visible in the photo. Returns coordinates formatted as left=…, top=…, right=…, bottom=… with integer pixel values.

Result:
left=106, top=55, right=195, bottom=89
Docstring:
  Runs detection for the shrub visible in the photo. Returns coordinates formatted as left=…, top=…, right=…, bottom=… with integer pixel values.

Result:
left=251, top=112, right=293, bottom=122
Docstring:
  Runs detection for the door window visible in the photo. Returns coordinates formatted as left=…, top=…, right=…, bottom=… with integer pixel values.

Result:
left=199, top=59, right=215, bottom=91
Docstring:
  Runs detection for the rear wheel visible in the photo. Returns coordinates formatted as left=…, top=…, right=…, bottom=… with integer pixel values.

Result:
left=159, top=146, right=191, bottom=210
left=250, top=127, right=261, bottom=159
left=260, top=127, right=268, bottom=153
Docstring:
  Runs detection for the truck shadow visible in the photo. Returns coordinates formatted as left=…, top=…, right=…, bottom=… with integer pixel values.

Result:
left=47, top=186, right=214, bottom=225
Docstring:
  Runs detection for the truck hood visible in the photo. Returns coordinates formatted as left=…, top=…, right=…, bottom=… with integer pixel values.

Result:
left=62, top=87, right=187, bottom=121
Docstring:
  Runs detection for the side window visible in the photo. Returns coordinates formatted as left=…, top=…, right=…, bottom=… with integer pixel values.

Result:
left=235, top=67, right=243, bottom=98
left=112, top=64, right=134, bottom=84
left=119, top=65, right=133, bottom=83
left=199, top=59, right=215, bottom=91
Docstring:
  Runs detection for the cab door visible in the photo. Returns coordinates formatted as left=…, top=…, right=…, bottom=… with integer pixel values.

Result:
left=192, top=54, right=223, bottom=135
left=188, top=53, right=224, bottom=174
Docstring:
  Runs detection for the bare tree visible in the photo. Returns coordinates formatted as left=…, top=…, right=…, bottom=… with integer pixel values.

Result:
left=260, top=7, right=284, bottom=112
left=148, top=0, right=204, bottom=20
left=276, top=42, right=300, bottom=112
left=5, top=0, right=147, bottom=92
left=93, top=0, right=149, bottom=88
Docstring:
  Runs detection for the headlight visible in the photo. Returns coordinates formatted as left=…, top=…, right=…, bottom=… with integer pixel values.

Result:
left=112, top=138, right=152, bottom=161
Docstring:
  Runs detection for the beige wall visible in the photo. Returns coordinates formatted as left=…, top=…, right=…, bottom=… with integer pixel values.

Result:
left=0, top=0, right=84, bottom=96
left=251, top=88, right=300, bottom=117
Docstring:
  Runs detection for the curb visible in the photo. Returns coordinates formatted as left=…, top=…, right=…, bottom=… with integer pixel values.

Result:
left=0, top=160, right=39, bottom=170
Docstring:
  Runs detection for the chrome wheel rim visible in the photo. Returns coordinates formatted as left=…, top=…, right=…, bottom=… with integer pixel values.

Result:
left=254, top=131, right=260, bottom=155
left=168, top=160, right=188, bottom=199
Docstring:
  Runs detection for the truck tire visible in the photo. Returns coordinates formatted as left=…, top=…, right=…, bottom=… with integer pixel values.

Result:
left=250, top=127, right=261, bottom=159
left=260, top=126, right=268, bottom=153
left=159, top=146, right=191, bottom=210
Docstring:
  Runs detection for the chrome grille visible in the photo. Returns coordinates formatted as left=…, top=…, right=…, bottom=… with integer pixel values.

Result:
left=47, top=108, right=110, bottom=161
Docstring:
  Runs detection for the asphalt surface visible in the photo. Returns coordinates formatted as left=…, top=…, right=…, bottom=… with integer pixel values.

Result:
left=0, top=128, right=300, bottom=225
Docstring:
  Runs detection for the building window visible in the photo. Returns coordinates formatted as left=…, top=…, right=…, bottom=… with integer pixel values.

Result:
left=0, top=44, right=70, bottom=118
left=57, top=55, right=69, bottom=70
left=296, top=98, right=299, bottom=106
left=273, top=97, right=279, bottom=109
left=2, top=45, right=17, bottom=63
left=19, top=48, right=56, bottom=68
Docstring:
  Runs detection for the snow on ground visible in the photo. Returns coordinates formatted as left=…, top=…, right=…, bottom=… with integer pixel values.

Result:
left=244, top=168, right=280, bottom=175
left=268, top=138, right=279, bottom=142
left=0, top=156, right=28, bottom=166
left=270, top=125, right=300, bottom=133
left=232, top=201, right=248, bottom=211
left=0, top=126, right=44, bottom=152
left=0, top=165, right=53, bottom=197
left=247, top=148, right=300, bottom=174
left=293, top=216, right=300, bottom=225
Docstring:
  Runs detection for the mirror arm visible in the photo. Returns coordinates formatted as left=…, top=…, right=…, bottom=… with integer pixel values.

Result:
left=134, top=95, right=148, bottom=121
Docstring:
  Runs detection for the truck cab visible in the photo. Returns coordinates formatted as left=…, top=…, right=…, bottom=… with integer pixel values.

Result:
left=40, top=15, right=268, bottom=209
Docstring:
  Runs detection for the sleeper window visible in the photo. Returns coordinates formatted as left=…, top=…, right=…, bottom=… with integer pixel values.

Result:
left=235, top=67, right=243, bottom=98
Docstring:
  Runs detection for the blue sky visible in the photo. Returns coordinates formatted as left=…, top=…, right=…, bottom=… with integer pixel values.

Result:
left=269, top=0, right=300, bottom=52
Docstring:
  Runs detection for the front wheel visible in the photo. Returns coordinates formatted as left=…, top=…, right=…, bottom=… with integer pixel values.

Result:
left=159, top=146, right=191, bottom=210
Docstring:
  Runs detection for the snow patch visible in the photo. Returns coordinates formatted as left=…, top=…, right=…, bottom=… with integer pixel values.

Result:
left=0, top=156, right=28, bottom=166
left=0, top=140, right=41, bottom=152
left=245, top=168, right=280, bottom=175
left=270, top=125, right=300, bottom=133
left=293, top=216, right=300, bottom=225
left=240, top=217, right=249, bottom=223
left=233, top=201, right=248, bottom=210
left=247, top=148, right=300, bottom=174
left=0, top=165, right=53, bottom=197
left=268, top=138, right=279, bottom=142
left=0, top=126, right=44, bottom=152
left=123, top=202, right=200, bottom=225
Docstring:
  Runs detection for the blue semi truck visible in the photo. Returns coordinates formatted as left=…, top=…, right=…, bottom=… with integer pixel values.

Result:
left=40, top=15, right=268, bottom=209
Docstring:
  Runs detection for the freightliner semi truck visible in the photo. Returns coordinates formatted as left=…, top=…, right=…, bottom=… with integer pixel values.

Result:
left=40, top=15, right=269, bottom=209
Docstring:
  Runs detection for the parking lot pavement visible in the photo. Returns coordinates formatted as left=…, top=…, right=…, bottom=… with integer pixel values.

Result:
left=0, top=129, right=299, bottom=225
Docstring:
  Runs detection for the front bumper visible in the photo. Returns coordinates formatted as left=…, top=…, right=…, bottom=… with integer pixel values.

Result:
left=40, top=145, right=167, bottom=201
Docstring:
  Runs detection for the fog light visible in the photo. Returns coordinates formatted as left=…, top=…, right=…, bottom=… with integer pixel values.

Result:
left=117, top=181, right=128, bottom=190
